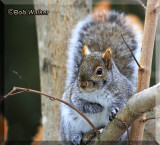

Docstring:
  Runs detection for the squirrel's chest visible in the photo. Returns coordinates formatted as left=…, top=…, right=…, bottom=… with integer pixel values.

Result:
left=83, top=89, right=115, bottom=107
left=78, top=90, right=115, bottom=131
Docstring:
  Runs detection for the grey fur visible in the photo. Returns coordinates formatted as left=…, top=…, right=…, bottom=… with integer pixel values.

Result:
left=59, top=10, right=141, bottom=145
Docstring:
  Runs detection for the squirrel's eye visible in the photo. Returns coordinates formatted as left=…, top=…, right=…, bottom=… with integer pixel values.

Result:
left=96, top=68, right=102, bottom=75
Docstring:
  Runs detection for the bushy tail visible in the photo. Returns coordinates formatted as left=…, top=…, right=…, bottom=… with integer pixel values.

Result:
left=65, top=3, right=143, bottom=89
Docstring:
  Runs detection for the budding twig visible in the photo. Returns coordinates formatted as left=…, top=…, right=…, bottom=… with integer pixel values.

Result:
left=2, top=87, right=99, bottom=135
left=121, top=34, right=141, bottom=68
left=1, top=71, right=100, bottom=134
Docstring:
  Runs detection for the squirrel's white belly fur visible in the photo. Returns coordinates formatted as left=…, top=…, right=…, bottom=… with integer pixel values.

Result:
left=62, top=107, right=108, bottom=134
left=61, top=88, right=116, bottom=140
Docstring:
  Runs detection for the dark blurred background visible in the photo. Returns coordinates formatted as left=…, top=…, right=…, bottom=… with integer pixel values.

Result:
left=0, top=0, right=156, bottom=144
left=1, top=0, right=41, bottom=144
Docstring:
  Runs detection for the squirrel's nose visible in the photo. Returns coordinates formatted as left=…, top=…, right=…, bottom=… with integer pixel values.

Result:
left=79, top=82, right=88, bottom=89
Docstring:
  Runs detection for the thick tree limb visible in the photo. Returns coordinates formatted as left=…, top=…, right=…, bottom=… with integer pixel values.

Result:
left=82, top=82, right=160, bottom=144
left=130, top=0, right=159, bottom=144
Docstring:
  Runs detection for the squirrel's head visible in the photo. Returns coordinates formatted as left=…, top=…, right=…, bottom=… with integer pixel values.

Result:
left=78, top=45, right=112, bottom=93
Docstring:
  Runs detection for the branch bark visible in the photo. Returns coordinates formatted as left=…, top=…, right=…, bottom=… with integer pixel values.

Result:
left=130, top=0, right=159, bottom=144
left=85, top=82, right=160, bottom=145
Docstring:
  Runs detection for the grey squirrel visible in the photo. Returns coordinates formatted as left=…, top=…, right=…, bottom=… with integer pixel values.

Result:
left=59, top=10, right=142, bottom=145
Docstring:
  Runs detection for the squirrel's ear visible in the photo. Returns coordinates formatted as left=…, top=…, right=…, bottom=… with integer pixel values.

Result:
left=82, top=45, right=91, bottom=57
left=102, top=48, right=112, bottom=69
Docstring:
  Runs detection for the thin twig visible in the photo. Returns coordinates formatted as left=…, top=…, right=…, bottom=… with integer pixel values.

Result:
left=13, top=70, right=29, bottom=90
left=121, top=34, right=141, bottom=68
left=137, top=0, right=146, bottom=9
left=143, top=116, right=160, bottom=122
left=0, top=87, right=16, bottom=101
left=9, top=90, right=28, bottom=96
left=2, top=86, right=100, bottom=135
left=4, top=72, right=100, bottom=134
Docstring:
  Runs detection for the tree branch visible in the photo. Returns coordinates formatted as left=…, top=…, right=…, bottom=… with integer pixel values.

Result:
left=130, top=0, right=159, bottom=144
left=84, top=82, right=160, bottom=144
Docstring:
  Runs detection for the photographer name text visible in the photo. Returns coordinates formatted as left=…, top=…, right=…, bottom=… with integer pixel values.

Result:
left=8, top=9, right=50, bottom=15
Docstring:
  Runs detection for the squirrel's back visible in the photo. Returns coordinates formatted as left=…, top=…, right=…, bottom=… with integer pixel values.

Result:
left=66, top=10, right=142, bottom=89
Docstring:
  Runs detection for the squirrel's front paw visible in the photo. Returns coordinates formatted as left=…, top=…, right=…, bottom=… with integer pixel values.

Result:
left=109, top=107, right=119, bottom=121
left=92, top=103, right=103, bottom=113
left=71, top=133, right=82, bottom=145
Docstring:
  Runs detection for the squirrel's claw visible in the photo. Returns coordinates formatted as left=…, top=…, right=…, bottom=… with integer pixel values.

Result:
left=109, top=107, right=119, bottom=121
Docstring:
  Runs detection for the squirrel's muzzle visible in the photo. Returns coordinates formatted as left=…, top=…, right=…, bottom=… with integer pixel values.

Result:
left=79, top=81, right=88, bottom=89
